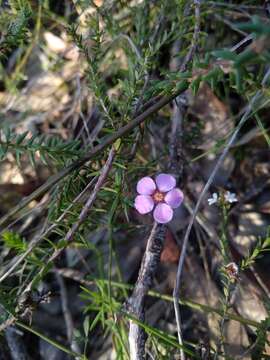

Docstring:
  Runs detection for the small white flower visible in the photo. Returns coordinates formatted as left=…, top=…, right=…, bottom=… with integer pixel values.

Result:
left=224, top=191, right=237, bottom=204
left=208, top=192, right=218, bottom=206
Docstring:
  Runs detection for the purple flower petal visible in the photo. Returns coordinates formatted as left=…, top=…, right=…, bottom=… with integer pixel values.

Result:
left=136, top=177, right=156, bottom=195
left=165, top=188, right=184, bottom=209
left=156, top=173, right=176, bottom=192
left=134, top=195, right=154, bottom=214
left=153, top=203, right=173, bottom=224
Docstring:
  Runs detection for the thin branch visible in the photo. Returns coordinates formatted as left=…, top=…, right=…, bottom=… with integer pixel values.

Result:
left=180, top=0, right=201, bottom=73
left=169, top=40, right=186, bottom=181
left=173, top=68, right=270, bottom=349
left=24, top=147, right=115, bottom=292
left=0, top=315, right=16, bottom=333
left=0, top=176, right=97, bottom=283
left=55, top=272, right=81, bottom=356
left=47, top=147, right=114, bottom=262
left=230, top=33, right=254, bottom=52
left=127, top=223, right=166, bottom=360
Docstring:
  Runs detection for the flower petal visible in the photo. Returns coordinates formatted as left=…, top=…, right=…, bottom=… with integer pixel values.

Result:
left=165, top=188, right=184, bottom=209
left=136, top=177, right=156, bottom=195
left=134, top=195, right=154, bottom=214
left=224, top=191, right=237, bottom=203
left=153, top=203, right=173, bottom=224
left=208, top=193, right=218, bottom=206
left=156, top=174, right=176, bottom=192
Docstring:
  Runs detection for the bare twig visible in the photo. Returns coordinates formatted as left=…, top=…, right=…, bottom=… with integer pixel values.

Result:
left=127, top=223, right=166, bottom=360
left=173, top=68, right=270, bottom=350
left=55, top=272, right=81, bottom=356
left=169, top=39, right=186, bottom=181
left=230, top=33, right=254, bottom=52
left=169, top=96, right=185, bottom=175
left=0, top=316, right=16, bottom=333
left=180, top=0, right=201, bottom=73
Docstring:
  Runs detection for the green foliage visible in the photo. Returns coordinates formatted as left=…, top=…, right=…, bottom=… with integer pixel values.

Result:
left=236, top=16, right=270, bottom=36
left=0, top=128, right=81, bottom=167
left=0, top=1, right=270, bottom=359
left=2, top=231, right=27, bottom=253
left=69, top=16, right=114, bottom=127
left=252, top=318, right=270, bottom=359
left=81, top=281, right=129, bottom=358
left=241, top=229, right=270, bottom=270
left=0, top=0, right=32, bottom=59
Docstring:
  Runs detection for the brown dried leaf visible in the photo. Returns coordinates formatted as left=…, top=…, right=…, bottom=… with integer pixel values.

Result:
left=160, top=230, right=180, bottom=263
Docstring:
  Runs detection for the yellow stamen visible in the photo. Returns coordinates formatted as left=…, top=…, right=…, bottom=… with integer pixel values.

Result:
left=153, top=191, right=165, bottom=202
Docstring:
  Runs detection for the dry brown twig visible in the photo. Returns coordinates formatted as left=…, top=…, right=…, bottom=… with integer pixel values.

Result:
left=126, top=223, right=166, bottom=360
left=169, top=39, right=185, bottom=180
left=0, top=314, right=16, bottom=333
left=55, top=272, right=81, bottom=356
left=180, top=0, right=201, bottom=74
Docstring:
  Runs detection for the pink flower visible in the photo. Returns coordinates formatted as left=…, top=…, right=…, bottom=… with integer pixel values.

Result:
left=134, top=174, right=184, bottom=224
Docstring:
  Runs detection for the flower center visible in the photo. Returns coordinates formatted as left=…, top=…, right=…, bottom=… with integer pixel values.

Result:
left=152, top=191, right=165, bottom=203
